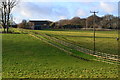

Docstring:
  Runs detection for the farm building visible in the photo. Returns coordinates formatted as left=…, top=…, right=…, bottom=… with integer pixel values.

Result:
left=29, top=20, right=52, bottom=30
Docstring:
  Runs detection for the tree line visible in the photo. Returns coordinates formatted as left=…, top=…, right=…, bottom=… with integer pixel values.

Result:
left=50, top=14, right=119, bottom=29
left=18, top=14, right=119, bottom=30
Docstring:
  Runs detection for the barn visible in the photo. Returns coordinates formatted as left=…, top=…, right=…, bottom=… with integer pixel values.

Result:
left=29, top=20, right=52, bottom=30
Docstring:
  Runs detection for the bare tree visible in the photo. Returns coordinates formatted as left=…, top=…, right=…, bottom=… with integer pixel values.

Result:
left=0, top=0, right=18, bottom=33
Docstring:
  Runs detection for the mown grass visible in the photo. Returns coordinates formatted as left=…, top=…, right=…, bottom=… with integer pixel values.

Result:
left=32, top=30, right=118, bottom=55
left=35, top=33, right=96, bottom=60
left=2, top=33, right=118, bottom=78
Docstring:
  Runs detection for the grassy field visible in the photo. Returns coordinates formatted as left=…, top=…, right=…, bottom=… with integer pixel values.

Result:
left=32, top=29, right=118, bottom=55
left=2, top=32, right=118, bottom=78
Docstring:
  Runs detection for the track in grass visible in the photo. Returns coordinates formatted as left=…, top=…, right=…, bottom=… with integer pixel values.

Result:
left=28, top=30, right=119, bottom=64
left=32, top=29, right=118, bottom=55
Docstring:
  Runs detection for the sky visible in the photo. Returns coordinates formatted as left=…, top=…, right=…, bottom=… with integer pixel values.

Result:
left=11, top=0, right=119, bottom=23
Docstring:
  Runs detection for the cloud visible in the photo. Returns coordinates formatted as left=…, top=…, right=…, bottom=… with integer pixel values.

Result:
left=11, top=2, right=118, bottom=23
left=58, top=16, right=66, bottom=20
left=12, top=2, right=70, bottom=23
left=19, top=2, right=52, bottom=17
left=76, top=9, right=86, bottom=17
left=52, top=6, right=69, bottom=16
left=12, top=2, right=53, bottom=23
left=99, top=2, right=116, bottom=13
left=12, top=2, right=35, bottom=18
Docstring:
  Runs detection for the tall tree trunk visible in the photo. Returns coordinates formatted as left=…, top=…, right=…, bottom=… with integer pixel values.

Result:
left=7, top=2, right=10, bottom=33
left=1, top=5, right=6, bottom=32
left=3, top=27, right=5, bottom=32
left=7, top=26, right=9, bottom=33
left=4, top=2, right=7, bottom=33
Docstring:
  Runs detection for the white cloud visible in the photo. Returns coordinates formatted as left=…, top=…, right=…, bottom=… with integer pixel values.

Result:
left=99, top=2, right=116, bottom=13
left=11, top=3, right=34, bottom=23
left=11, top=1, right=118, bottom=23
left=12, top=2, right=70, bottom=23
left=59, top=16, right=66, bottom=20
left=12, top=3, right=32, bottom=17
left=76, top=9, right=86, bottom=17
left=20, top=10, right=31, bottom=18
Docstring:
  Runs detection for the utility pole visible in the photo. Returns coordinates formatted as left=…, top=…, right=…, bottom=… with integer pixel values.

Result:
left=90, top=11, right=98, bottom=54
left=86, top=20, right=88, bottom=30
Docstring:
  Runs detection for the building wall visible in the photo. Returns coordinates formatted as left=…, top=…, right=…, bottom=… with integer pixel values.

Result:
left=29, top=21, right=51, bottom=30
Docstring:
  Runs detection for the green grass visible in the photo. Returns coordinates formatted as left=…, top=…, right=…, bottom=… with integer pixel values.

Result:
left=35, top=33, right=96, bottom=60
left=2, top=33, right=118, bottom=78
left=32, top=30, right=118, bottom=55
